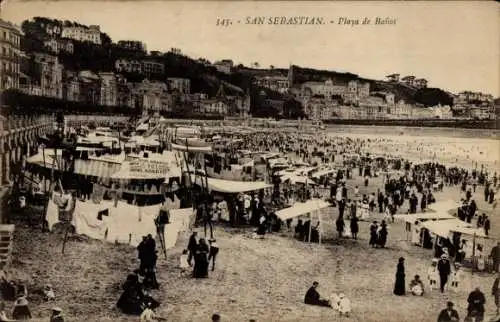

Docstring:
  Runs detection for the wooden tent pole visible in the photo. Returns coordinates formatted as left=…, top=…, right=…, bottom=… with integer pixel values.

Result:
left=318, top=207, right=322, bottom=246
left=308, top=212, right=312, bottom=244
left=472, top=232, right=476, bottom=275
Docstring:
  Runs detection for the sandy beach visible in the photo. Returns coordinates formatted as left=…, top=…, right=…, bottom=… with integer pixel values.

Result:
left=7, top=171, right=499, bottom=322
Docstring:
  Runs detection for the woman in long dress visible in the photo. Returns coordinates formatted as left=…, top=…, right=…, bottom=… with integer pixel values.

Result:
left=193, top=238, right=210, bottom=278
left=393, top=257, right=406, bottom=296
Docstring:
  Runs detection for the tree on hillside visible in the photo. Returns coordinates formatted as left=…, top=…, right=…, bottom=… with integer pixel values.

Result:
left=414, top=88, right=453, bottom=107
left=283, top=98, right=306, bottom=119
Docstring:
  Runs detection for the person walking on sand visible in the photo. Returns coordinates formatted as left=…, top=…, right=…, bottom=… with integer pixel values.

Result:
left=393, top=257, right=406, bottom=296
left=438, top=254, right=451, bottom=293
left=350, top=215, right=359, bottom=240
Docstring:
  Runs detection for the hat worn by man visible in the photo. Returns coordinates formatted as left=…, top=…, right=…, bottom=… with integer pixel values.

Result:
left=52, top=307, right=62, bottom=312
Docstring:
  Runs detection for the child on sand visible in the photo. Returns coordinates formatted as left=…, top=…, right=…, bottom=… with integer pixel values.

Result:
left=450, top=264, right=464, bottom=292
left=179, top=250, right=189, bottom=277
left=427, top=259, right=439, bottom=291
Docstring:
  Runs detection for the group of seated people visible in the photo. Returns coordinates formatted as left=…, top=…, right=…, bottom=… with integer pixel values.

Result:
left=116, top=269, right=160, bottom=316
left=304, top=281, right=352, bottom=316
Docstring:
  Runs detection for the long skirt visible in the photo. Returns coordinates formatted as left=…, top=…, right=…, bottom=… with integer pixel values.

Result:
left=193, top=256, right=209, bottom=278
left=393, top=274, right=406, bottom=295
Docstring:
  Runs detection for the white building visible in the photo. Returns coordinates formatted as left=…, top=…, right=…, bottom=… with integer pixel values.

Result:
left=115, top=59, right=142, bottom=73
left=167, top=77, right=191, bottom=94
left=44, top=38, right=74, bottom=54
left=253, top=75, right=289, bottom=94
left=213, top=60, right=233, bottom=74
left=61, top=25, right=102, bottom=45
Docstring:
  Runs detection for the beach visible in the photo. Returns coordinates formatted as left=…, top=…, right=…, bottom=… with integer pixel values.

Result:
left=8, top=167, right=499, bottom=322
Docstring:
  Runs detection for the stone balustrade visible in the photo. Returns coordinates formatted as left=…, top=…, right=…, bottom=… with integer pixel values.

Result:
left=0, top=114, right=55, bottom=185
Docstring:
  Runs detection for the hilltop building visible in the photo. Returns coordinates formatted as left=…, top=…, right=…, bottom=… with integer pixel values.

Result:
left=61, top=25, right=102, bottom=45
left=253, top=75, right=290, bottom=94
left=116, top=40, right=147, bottom=53
left=213, top=59, right=233, bottom=74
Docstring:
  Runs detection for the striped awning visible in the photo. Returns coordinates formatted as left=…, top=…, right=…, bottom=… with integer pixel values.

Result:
left=73, top=159, right=122, bottom=178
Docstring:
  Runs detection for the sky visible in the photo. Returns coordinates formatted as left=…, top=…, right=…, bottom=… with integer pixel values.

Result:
left=1, top=1, right=499, bottom=96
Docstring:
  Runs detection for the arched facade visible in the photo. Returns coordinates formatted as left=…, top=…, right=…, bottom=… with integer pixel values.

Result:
left=0, top=115, right=54, bottom=184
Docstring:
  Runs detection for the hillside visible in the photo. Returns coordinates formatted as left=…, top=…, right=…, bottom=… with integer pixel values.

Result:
left=18, top=16, right=468, bottom=117
left=291, top=65, right=455, bottom=107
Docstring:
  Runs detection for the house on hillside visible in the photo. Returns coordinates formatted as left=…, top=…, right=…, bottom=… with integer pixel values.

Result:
left=32, top=52, right=64, bottom=99
left=99, top=72, right=118, bottom=107
left=167, top=77, right=190, bottom=95
left=401, top=76, right=416, bottom=87
left=213, top=60, right=233, bottom=74
left=193, top=99, right=228, bottom=116
left=116, top=40, right=147, bottom=53
left=62, top=70, right=80, bottom=102
left=115, top=58, right=142, bottom=73
left=414, top=78, right=428, bottom=89
left=141, top=60, right=165, bottom=76
left=44, top=38, right=74, bottom=54
left=78, top=70, right=101, bottom=105
left=61, top=25, right=102, bottom=45
left=132, top=79, right=171, bottom=113
left=385, top=74, right=400, bottom=82
left=253, top=75, right=290, bottom=94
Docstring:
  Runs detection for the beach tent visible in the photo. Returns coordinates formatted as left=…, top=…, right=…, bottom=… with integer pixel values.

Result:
left=276, top=198, right=330, bottom=244
left=171, top=143, right=212, bottom=153
left=448, top=225, right=497, bottom=270
left=190, top=175, right=271, bottom=193
left=312, top=168, right=337, bottom=179
left=27, top=149, right=123, bottom=178
left=419, top=219, right=471, bottom=251
left=420, top=218, right=468, bottom=239
left=280, top=173, right=315, bottom=185
left=395, top=212, right=456, bottom=244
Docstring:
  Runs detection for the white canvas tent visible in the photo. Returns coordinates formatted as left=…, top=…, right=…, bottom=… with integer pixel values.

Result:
left=449, top=226, right=491, bottom=239
left=190, top=175, right=271, bottom=193
left=395, top=212, right=456, bottom=244
left=420, top=218, right=468, bottom=239
left=171, top=143, right=212, bottom=153
left=276, top=199, right=330, bottom=244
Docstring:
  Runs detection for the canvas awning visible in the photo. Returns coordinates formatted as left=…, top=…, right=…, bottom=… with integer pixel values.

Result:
left=171, top=143, right=212, bottom=153
left=281, top=174, right=315, bottom=185
left=27, top=151, right=122, bottom=178
left=312, top=168, right=337, bottom=179
left=395, top=212, right=456, bottom=224
left=190, top=175, right=271, bottom=193
left=428, top=200, right=460, bottom=214
left=420, top=219, right=470, bottom=238
left=276, top=199, right=330, bottom=221
left=449, top=226, right=491, bottom=239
